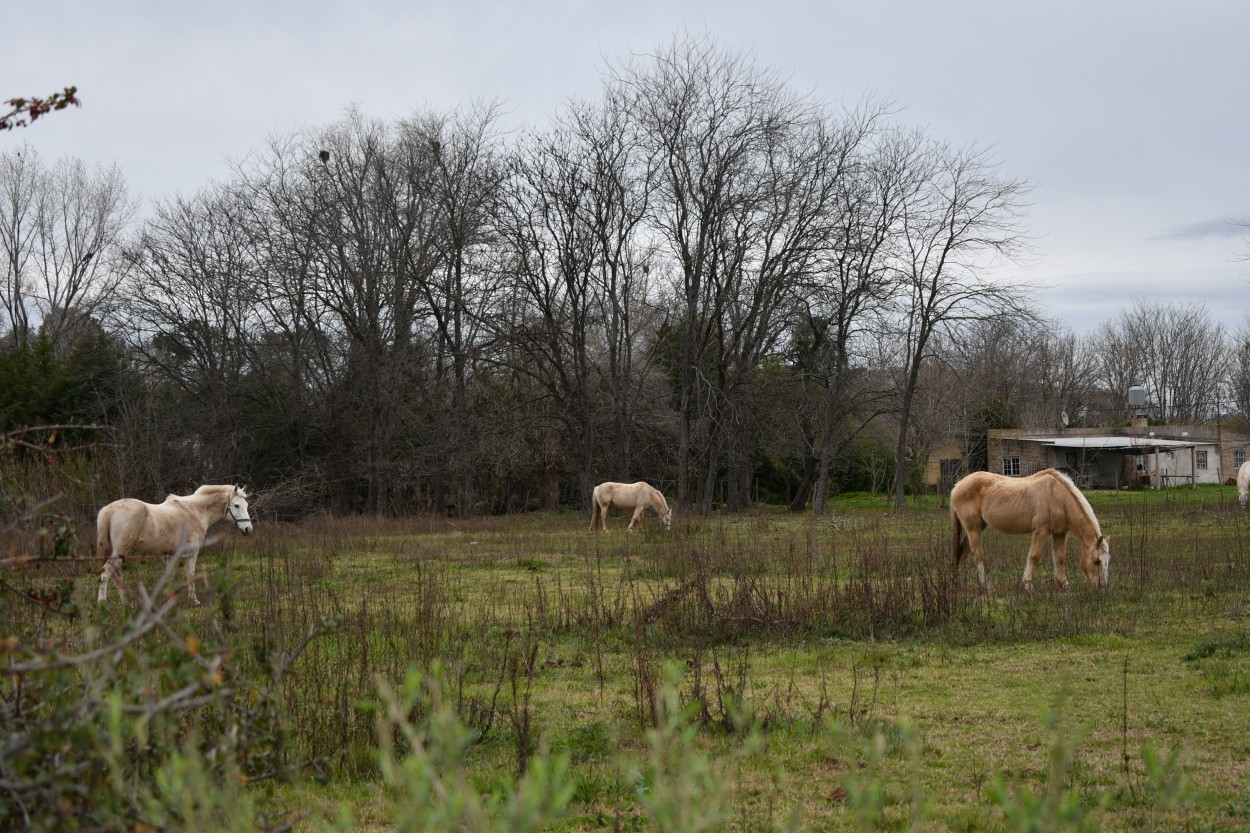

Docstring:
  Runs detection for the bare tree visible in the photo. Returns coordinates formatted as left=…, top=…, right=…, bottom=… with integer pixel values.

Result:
left=612, top=35, right=842, bottom=512
left=117, top=184, right=260, bottom=490
left=418, top=105, right=506, bottom=513
left=1096, top=298, right=1228, bottom=423
left=790, top=113, right=908, bottom=512
left=230, top=134, right=340, bottom=479
left=302, top=110, right=451, bottom=513
left=0, top=146, right=135, bottom=350
left=887, top=138, right=1034, bottom=508
left=943, top=317, right=1097, bottom=430
left=30, top=158, right=136, bottom=346
left=1025, top=329, right=1100, bottom=429
left=495, top=96, right=657, bottom=507
left=576, top=92, right=660, bottom=484
left=1230, top=316, right=1250, bottom=424
left=0, top=145, right=41, bottom=343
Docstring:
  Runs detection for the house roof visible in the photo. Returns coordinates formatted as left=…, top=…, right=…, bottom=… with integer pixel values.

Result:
left=1016, top=436, right=1214, bottom=452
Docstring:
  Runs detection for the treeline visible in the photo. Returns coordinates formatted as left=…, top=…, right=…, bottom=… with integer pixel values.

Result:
left=3, top=37, right=1249, bottom=516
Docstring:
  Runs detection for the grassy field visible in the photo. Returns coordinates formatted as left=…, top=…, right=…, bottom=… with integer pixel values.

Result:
left=39, top=485, right=1250, bottom=830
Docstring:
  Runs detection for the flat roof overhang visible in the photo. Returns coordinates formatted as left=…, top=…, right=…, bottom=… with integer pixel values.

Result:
left=1014, top=436, right=1213, bottom=453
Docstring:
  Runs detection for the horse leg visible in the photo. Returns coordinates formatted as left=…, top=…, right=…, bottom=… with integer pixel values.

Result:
left=97, top=552, right=126, bottom=603
left=96, top=530, right=114, bottom=603
left=1022, top=528, right=1049, bottom=591
left=98, top=526, right=135, bottom=603
left=627, top=505, right=645, bottom=533
left=1051, top=532, right=1069, bottom=589
left=965, top=524, right=990, bottom=592
left=185, top=540, right=203, bottom=606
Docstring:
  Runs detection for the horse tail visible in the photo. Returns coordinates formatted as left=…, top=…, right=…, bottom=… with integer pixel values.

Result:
left=951, top=508, right=968, bottom=569
left=589, top=493, right=601, bottom=532
left=96, top=507, right=113, bottom=563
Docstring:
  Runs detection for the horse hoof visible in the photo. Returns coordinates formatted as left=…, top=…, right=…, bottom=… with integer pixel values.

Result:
left=1023, top=580, right=1034, bottom=592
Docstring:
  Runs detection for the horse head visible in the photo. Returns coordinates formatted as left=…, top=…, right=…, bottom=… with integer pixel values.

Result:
left=662, top=506, right=672, bottom=531
left=227, top=485, right=253, bottom=534
left=1081, top=534, right=1110, bottom=589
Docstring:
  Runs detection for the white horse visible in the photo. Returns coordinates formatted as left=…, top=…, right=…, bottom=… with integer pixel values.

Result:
left=97, top=484, right=253, bottom=605
left=1237, top=461, right=1250, bottom=508
left=588, top=481, right=672, bottom=533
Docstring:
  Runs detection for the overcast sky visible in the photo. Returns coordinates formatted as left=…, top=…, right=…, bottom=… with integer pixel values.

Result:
left=7, top=0, right=1248, bottom=333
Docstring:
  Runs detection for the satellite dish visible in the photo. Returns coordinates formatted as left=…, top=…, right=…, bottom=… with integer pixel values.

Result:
left=1061, top=410, right=1070, bottom=427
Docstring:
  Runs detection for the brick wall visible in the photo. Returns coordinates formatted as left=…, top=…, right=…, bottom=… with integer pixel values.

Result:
left=988, top=436, right=1054, bottom=475
left=1217, top=428, right=1250, bottom=482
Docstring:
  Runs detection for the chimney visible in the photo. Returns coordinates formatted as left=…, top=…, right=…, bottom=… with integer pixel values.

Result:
left=1129, top=414, right=1148, bottom=431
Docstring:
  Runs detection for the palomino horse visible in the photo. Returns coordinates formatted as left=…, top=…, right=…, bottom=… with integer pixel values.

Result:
left=1237, top=461, right=1250, bottom=508
left=588, top=481, right=672, bottom=533
left=97, top=484, right=253, bottom=605
left=951, top=469, right=1109, bottom=591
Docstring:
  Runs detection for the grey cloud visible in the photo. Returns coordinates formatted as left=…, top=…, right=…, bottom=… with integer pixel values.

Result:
left=1152, top=219, right=1250, bottom=241
left=1038, top=267, right=1249, bottom=334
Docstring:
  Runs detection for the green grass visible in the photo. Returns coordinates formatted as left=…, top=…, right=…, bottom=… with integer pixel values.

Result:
left=35, top=489, right=1250, bottom=830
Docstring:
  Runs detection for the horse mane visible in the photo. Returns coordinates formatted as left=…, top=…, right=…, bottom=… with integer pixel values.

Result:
left=650, top=484, right=670, bottom=511
left=164, top=484, right=240, bottom=507
left=1043, top=469, right=1101, bottom=535
left=192, top=484, right=239, bottom=497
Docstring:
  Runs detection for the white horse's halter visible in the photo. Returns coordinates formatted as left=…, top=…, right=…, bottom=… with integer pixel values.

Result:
left=225, top=494, right=252, bottom=529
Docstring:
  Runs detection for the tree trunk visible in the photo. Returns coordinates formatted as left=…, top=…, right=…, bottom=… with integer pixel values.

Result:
left=542, top=465, right=561, bottom=511
left=892, top=383, right=917, bottom=510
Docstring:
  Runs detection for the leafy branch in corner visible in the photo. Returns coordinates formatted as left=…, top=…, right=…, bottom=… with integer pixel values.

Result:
left=0, top=87, right=79, bottom=130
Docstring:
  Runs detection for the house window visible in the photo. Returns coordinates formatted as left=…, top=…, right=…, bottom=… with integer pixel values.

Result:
left=1002, top=457, right=1021, bottom=476
left=1236, top=450, right=1246, bottom=467
left=1196, top=450, right=1208, bottom=470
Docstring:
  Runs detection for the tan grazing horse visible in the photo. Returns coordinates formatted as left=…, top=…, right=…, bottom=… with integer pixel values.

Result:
left=588, top=481, right=672, bottom=533
left=97, top=484, right=253, bottom=605
left=951, top=469, right=1109, bottom=591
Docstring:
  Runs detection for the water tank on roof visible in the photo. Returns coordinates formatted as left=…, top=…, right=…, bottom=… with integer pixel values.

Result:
left=1128, top=386, right=1147, bottom=408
